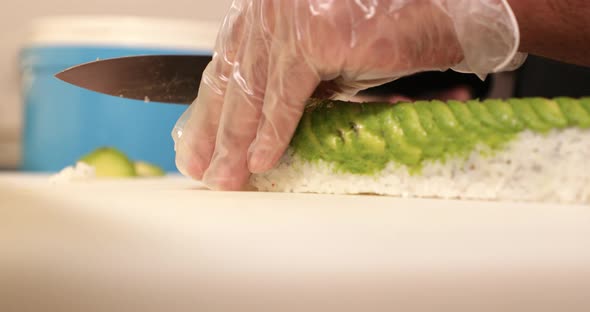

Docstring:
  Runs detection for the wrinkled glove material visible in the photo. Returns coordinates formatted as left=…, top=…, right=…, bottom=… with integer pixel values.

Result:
left=173, top=0, right=526, bottom=191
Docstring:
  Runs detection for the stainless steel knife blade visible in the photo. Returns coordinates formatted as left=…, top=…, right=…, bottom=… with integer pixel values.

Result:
left=54, top=55, right=212, bottom=105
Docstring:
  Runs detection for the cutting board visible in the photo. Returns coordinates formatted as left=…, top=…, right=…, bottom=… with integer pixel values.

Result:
left=1, top=173, right=590, bottom=311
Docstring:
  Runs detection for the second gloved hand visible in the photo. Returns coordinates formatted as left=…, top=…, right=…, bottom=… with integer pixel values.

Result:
left=173, top=0, right=526, bottom=191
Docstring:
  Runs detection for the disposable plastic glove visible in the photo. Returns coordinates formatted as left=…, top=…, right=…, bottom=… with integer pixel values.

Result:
left=173, top=0, right=526, bottom=191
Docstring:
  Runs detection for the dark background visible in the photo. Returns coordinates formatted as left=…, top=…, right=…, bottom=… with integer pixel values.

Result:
left=362, top=55, right=590, bottom=99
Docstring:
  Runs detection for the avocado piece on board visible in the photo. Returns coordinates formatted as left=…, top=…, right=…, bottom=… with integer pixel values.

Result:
left=134, top=161, right=166, bottom=177
left=79, top=147, right=136, bottom=178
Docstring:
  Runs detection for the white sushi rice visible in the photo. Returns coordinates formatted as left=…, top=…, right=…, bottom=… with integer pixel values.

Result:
left=250, top=128, right=590, bottom=204
left=49, top=162, right=96, bottom=183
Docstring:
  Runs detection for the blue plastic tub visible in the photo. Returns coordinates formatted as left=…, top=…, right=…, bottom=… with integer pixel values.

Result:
left=20, top=16, right=218, bottom=172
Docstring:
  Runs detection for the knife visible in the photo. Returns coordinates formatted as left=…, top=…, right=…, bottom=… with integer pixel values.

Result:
left=54, top=55, right=212, bottom=105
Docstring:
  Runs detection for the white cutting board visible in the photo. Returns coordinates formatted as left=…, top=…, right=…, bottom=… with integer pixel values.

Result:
left=1, top=173, right=590, bottom=311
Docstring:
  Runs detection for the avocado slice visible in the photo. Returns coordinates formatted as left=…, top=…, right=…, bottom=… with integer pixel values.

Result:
left=430, top=100, right=464, bottom=134
left=529, top=98, right=568, bottom=128
left=556, top=97, right=590, bottom=128
left=448, top=100, right=491, bottom=135
left=79, top=147, right=136, bottom=178
left=581, top=98, right=590, bottom=114
left=413, top=101, right=445, bottom=157
left=134, top=161, right=166, bottom=177
left=394, top=103, right=429, bottom=145
left=382, top=109, right=422, bottom=166
left=466, top=100, right=505, bottom=131
left=484, top=99, right=525, bottom=131
left=508, top=98, right=552, bottom=132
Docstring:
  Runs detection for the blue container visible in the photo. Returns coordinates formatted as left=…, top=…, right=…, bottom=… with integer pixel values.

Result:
left=20, top=16, right=218, bottom=172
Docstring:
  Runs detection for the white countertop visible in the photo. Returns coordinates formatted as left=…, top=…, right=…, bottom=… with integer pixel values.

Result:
left=2, top=173, right=590, bottom=311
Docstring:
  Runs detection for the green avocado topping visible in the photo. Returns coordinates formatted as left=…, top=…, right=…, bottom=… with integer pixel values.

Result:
left=290, top=97, right=589, bottom=176
left=80, top=147, right=137, bottom=178
left=556, top=97, right=590, bottom=128
left=79, top=147, right=166, bottom=178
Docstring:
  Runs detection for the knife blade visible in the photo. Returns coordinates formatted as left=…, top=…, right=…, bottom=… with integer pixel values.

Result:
left=54, top=55, right=212, bottom=105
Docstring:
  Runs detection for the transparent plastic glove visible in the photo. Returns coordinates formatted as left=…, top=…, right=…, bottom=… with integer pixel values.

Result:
left=173, top=0, right=526, bottom=191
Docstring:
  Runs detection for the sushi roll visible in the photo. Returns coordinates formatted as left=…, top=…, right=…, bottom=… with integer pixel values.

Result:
left=250, top=97, right=590, bottom=204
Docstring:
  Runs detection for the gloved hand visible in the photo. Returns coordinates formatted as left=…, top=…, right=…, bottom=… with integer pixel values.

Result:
left=173, top=0, right=526, bottom=191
